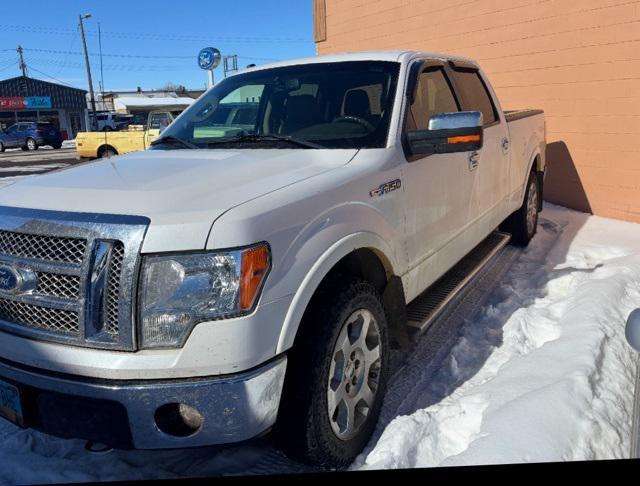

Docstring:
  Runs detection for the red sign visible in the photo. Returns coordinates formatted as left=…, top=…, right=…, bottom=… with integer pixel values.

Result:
left=0, top=97, right=27, bottom=110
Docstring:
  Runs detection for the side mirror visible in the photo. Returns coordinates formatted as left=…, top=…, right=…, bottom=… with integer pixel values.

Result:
left=406, top=111, right=483, bottom=157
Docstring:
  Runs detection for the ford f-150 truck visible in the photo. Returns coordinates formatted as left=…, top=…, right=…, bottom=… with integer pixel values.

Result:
left=0, top=51, right=545, bottom=468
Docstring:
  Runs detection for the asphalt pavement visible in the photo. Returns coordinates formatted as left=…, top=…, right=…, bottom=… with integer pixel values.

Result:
left=0, top=144, right=83, bottom=183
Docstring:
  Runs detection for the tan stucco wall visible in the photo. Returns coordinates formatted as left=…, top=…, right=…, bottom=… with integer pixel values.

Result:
left=315, top=0, right=640, bottom=222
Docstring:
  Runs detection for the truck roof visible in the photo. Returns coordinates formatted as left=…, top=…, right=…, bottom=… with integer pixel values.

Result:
left=236, top=50, right=479, bottom=75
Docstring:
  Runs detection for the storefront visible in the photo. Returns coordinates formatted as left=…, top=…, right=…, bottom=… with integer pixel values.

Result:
left=0, top=76, right=88, bottom=139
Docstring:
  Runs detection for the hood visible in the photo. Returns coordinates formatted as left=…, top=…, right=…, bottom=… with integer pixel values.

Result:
left=0, top=148, right=357, bottom=252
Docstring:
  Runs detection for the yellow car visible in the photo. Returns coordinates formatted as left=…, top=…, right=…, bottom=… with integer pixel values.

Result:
left=75, top=111, right=175, bottom=159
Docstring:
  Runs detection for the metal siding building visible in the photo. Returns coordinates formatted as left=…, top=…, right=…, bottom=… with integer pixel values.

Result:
left=313, top=0, right=640, bottom=223
left=0, top=76, right=88, bottom=138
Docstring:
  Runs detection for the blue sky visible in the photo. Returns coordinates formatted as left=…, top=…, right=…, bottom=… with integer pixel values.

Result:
left=0, top=0, right=316, bottom=92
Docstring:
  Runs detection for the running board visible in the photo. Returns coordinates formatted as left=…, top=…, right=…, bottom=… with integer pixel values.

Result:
left=406, top=231, right=511, bottom=333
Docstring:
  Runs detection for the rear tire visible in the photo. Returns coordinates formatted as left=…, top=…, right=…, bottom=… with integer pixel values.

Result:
left=0, top=142, right=4, bottom=153
left=98, top=147, right=117, bottom=159
left=275, top=278, right=390, bottom=469
left=500, top=170, right=540, bottom=246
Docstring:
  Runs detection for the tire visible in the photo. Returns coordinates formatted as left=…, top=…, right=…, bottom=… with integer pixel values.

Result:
left=52, top=143, right=62, bottom=149
left=98, top=147, right=117, bottom=159
left=0, top=142, right=4, bottom=153
left=500, top=170, right=540, bottom=246
left=25, top=138, right=37, bottom=151
left=275, top=277, right=390, bottom=468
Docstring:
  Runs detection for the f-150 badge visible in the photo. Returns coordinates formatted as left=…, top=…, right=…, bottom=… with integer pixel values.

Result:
left=370, top=179, right=401, bottom=198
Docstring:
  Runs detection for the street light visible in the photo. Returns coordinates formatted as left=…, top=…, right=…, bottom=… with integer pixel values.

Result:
left=78, top=13, right=97, bottom=131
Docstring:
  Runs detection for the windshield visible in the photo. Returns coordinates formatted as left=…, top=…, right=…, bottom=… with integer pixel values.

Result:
left=158, top=61, right=400, bottom=149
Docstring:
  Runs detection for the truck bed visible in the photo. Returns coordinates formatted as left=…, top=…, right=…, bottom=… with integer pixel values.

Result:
left=504, top=109, right=544, bottom=123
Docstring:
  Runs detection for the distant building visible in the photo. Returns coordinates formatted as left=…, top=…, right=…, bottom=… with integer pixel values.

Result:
left=94, top=89, right=201, bottom=118
left=0, top=76, right=88, bottom=138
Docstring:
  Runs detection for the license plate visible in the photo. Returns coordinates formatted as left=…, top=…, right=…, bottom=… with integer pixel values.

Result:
left=0, top=379, right=23, bottom=426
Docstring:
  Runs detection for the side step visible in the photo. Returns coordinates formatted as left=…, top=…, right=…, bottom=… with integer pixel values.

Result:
left=407, top=231, right=511, bottom=333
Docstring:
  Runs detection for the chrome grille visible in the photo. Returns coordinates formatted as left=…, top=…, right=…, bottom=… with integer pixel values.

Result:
left=35, top=272, right=81, bottom=299
left=105, top=242, right=124, bottom=335
left=0, top=230, right=86, bottom=263
left=0, top=298, right=79, bottom=335
left=0, top=206, right=149, bottom=351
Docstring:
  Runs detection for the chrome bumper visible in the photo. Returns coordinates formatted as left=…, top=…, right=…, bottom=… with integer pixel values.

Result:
left=0, top=356, right=287, bottom=449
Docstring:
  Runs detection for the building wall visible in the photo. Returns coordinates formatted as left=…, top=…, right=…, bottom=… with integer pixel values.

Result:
left=315, top=0, right=640, bottom=222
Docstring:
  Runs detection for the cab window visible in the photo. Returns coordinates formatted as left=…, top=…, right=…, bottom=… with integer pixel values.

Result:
left=451, top=69, right=498, bottom=125
left=407, top=67, right=459, bottom=130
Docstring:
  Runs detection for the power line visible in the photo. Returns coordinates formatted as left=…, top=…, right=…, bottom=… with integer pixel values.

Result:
left=0, top=23, right=311, bottom=43
left=25, top=65, right=83, bottom=89
left=22, top=47, right=280, bottom=62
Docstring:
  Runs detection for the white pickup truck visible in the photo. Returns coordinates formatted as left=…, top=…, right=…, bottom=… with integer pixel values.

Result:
left=0, top=51, right=545, bottom=468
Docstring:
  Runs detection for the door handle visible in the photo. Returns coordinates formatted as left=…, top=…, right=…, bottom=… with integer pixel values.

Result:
left=469, top=151, right=480, bottom=171
left=502, top=138, right=510, bottom=153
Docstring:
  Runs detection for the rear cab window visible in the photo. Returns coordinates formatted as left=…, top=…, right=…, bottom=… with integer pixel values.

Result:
left=450, top=69, right=499, bottom=126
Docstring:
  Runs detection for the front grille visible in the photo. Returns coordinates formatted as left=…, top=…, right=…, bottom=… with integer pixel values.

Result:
left=0, top=298, right=79, bottom=335
left=105, top=242, right=124, bottom=335
left=0, top=230, right=86, bottom=264
left=0, top=207, right=148, bottom=351
left=35, top=272, right=81, bottom=299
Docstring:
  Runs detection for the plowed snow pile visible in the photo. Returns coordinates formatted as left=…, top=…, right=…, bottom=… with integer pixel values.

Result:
left=354, top=204, right=640, bottom=469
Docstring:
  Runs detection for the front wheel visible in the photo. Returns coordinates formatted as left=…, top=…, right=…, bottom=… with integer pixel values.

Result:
left=25, top=138, right=38, bottom=151
left=500, top=171, right=539, bottom=246
left=275, top=278, right=389, bottom=468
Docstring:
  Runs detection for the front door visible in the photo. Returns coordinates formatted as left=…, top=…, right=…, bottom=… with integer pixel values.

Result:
left=401, top=63, right=479, bottom=301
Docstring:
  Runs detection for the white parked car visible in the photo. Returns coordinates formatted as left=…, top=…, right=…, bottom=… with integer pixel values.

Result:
left=0, top=51, right=545, bottom=468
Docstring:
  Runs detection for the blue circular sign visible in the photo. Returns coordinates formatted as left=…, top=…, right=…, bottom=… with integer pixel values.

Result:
left=198, top=47, right=221, bottom=71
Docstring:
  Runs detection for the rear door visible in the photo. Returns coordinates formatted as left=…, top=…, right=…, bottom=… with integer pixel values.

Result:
left=448, top=65, right=510, bottom=231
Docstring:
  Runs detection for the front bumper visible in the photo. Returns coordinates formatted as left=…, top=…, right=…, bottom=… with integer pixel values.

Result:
left=0, top=355, right=287, bottom=449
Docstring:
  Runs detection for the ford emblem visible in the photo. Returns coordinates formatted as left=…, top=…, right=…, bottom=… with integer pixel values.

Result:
left=0, top=265, right=21, bottom=292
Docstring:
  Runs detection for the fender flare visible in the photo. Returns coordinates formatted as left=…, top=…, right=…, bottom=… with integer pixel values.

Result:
left=275, top=231, right=398, bottom=354
left=518, top=148, right=543, bottom=206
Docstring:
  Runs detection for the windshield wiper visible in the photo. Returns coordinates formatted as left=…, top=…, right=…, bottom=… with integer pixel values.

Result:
left=207, top=133, right=324, bottom=149
left=150, top=135, right=200, bottom=150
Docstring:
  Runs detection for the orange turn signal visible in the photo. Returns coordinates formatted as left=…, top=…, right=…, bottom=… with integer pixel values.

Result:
left=447, top=134, right=481, bottom=144
left=239, top=244, right=271, bottom=311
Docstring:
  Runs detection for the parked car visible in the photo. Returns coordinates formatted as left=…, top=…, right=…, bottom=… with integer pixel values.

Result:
left=0, top=51, right=545, bottom=468
left=76, top=111, right=176, bottom=159
left=93, top=112, right=135, bottom=132
left=0, top=122, right=63, bottom=151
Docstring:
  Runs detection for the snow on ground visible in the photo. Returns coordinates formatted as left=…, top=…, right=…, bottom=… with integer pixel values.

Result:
left=0, top=204, right=639, bottom=483
left=354, top=204, right=640, bottom=469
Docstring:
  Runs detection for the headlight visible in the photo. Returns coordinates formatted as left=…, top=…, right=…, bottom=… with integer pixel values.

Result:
left=138, top=243, right=270, bottom=349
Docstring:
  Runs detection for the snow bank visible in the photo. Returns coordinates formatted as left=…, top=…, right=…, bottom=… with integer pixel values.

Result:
left=355, top=204, right=640, bottom=469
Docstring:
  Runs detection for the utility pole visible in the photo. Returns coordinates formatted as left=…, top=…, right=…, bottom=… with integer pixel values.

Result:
left=79, top=13, right=97, bottom=130
left=16, top=46, right=27, bottom=77
left=98, top=22, right=105, bottom=112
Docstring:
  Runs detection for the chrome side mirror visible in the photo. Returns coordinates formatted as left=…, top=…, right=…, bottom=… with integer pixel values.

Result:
left=406, top=111, right=484, bottom=157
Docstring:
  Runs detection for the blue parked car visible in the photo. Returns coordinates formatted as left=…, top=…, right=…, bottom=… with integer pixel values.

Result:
left=0, top=122, right=64, bottom=152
